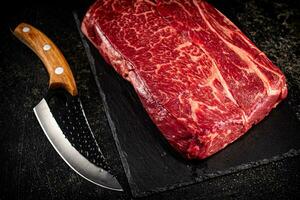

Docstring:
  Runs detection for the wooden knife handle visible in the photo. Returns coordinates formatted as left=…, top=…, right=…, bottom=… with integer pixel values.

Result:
left=14, top=23, right=78, bottom=96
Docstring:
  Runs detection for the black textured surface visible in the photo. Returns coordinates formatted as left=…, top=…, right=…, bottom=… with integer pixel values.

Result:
left=47, top=91, right=109, bottom=170
left=0, top=0, right=300, bottom=199
left=76, top=1, right=300, bottom=197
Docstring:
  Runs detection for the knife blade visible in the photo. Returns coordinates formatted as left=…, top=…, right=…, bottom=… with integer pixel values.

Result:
left=13, top=23, right=123, bottom=191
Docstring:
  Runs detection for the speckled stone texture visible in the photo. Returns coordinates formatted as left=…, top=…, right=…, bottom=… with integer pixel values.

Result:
left=0, top=0, right=299, bottom=199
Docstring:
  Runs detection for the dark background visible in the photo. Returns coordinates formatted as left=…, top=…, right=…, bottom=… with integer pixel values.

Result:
left=1, top=0, right=300, bottom=199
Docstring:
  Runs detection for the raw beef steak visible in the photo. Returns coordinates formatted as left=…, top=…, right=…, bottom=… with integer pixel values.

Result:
left=81, top=0, right=287, bottom=159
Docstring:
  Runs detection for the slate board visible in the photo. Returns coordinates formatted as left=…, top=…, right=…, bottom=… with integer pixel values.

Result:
left=74, top=12, right=300, bottom=198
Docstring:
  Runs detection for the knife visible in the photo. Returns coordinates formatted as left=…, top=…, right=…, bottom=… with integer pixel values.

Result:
left=13, top=23, right=123, bottom=191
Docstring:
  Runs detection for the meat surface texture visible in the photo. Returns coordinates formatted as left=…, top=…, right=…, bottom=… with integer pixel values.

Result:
left=81, top=0, right=287, bottom=159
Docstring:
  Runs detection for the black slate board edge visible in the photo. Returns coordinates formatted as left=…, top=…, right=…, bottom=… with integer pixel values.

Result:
left=136, top=149, right=300, bottom=198
left=73, top=12, right=300, bottom=198
left=73, top=12, right=134, bottom=192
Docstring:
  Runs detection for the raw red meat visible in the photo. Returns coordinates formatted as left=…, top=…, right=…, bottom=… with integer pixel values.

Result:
left=81, top=0, right=287, bottom=159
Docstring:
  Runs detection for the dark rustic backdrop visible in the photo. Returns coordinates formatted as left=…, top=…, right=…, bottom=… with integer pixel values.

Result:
left=1, top=0, right=299, bottom=199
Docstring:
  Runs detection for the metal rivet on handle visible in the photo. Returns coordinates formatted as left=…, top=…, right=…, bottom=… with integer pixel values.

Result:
left=55, top=67, right=64, bottom=75
left=22, top=26, right=30, bottom=33
left=43, top=44, right=51, bottom=51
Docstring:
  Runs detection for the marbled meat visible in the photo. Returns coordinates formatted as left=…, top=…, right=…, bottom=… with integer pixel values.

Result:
left=81, top=0, right=287, bottom=159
